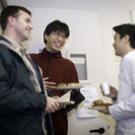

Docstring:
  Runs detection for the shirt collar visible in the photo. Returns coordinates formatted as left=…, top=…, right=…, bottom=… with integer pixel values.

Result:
left=3, top=35, right=26, bottom=55
left=123, top=50, right=135, bottom=59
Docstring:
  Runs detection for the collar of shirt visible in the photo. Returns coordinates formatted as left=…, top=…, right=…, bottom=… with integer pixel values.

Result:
left=3, top=35, right=26, bottom=55
left=122, top=50, right=135, bottom=60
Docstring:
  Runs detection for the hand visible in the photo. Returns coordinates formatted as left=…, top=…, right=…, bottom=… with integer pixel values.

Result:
left=43, top=77, right=56, bottom=88
left=53, top=96, right=67, bottom=110
left=109, top=85, right=117, bottom=100
left=45, top=96, right=60, bottom=113
left=97, top=106, right=110, bottom=114
left=100, top=84, right=118, bottom=100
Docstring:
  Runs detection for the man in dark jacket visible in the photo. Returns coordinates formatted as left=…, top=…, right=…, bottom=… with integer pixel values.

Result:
left=0, top=6, right=59, bottom=135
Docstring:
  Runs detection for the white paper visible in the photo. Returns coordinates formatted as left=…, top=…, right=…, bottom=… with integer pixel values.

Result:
left=58, top=91, right=75, bottom=105
left=80, top=86, right=99, bottom=106
left=59, top=90, right=71, bottom=102
left=77, top=86, right=99, bottom=118
left=77, top=106, right=98, bottom=118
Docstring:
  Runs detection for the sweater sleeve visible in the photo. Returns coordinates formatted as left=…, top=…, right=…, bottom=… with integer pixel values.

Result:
left=109, top=57, right=135, bottom=120
left=109, top=95, right=135, bottom=120
left=65, top=60, right=85, bottom=112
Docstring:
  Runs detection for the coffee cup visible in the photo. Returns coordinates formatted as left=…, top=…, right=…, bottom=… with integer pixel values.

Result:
left=101, top=81, right=110, bottom=95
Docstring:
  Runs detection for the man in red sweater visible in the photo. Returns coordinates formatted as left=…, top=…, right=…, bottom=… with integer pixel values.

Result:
left=31, top=20, right=84, bottom=135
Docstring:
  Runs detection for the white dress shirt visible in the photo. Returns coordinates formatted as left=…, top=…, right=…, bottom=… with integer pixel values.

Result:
left=109, top=50, right=135, bottom=135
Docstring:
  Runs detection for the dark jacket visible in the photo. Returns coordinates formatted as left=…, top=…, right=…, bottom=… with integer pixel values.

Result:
left=31, top=48, right=84, bottom=135
left=0, top=36, right=46, bottom=135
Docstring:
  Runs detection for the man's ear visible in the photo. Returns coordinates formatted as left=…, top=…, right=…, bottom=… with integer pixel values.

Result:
left=8, top=16, right=16, bottom=26
left=44, top=34, right=48, bottom=40
left=124, top=35, right=130, bottom=43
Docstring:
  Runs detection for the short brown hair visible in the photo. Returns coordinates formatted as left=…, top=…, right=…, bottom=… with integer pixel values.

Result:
left=0, top=5, right=31, bottom=31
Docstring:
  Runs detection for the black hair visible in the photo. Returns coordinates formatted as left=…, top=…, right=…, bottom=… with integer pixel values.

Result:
left=0, top=5, right=31, bottom=31
left=113, top=23, right=135, bottom=48
left=43, top=20, right=70, bottom=44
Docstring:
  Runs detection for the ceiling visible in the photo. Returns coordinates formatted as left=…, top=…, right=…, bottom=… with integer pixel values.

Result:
left=2, top=0, right=134, bottom=12
left=6, top=0, right=114, bottom=10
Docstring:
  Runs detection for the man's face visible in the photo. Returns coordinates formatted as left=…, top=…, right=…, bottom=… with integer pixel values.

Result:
left=113, top=32, right=126, bottom=57
left=13, top=10, right=32, bottom=42
left=45, top=31, right=67, bottom=52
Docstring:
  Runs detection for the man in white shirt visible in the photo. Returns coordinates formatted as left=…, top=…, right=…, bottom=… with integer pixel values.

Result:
left=99, top=24, right=135, bottom=135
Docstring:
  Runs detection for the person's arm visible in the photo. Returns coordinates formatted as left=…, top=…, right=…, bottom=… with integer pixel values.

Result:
left=64, top=62, right=84, bottom=112
left=109, top=95, right=135, bottom=120
left=109, top=59, right=135, bottom=120
left=69, top=62, right=84, bottom=104
left=0, top=55, right=46, bottom=115
left=45, top=96, right=60, bottom=113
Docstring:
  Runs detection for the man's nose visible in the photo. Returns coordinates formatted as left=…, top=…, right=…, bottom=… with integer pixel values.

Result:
left=57, top=35, right=63, bottom=41
left=30, top=25, right=33, bottom=30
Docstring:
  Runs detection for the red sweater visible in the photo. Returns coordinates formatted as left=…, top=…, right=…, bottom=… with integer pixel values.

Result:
left=31, top=48, right=84, bottom=135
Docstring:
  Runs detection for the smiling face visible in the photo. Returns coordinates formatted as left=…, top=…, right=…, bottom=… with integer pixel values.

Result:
left=12, top=10, right=32, bottom=42
left=44, top=31, right=67, bottom=52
